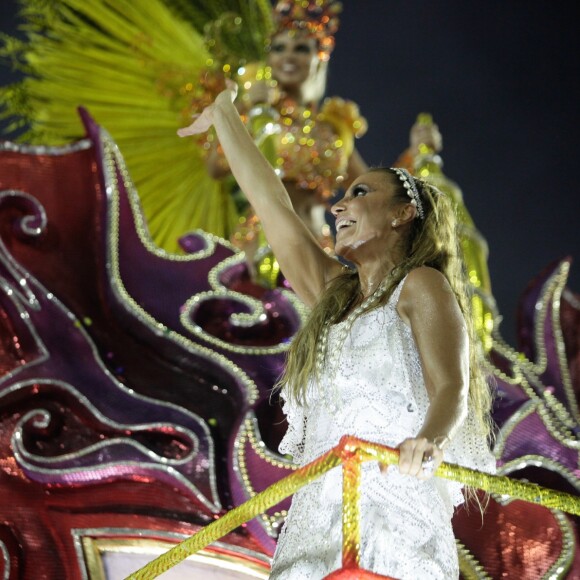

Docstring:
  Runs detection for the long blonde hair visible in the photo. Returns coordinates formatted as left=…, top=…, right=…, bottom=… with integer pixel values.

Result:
left=276, top=168, right=494, bottom=441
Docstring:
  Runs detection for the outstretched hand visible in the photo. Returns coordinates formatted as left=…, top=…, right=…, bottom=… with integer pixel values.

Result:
left=177, top=79, right=238, bottom=137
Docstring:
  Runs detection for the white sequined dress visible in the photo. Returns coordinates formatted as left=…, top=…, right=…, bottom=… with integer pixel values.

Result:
left=269, top=278, right=496, bottom=579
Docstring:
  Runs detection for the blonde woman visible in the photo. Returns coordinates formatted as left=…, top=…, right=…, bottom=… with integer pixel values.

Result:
left=179, top=83, right=495, bottom=579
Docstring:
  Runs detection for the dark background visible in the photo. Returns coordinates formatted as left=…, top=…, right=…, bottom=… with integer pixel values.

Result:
left=1, top=1, right=579, bottom=347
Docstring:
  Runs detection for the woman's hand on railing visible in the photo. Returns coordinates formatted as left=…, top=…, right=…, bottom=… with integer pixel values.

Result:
left=381, top=436, right=445, bottom=480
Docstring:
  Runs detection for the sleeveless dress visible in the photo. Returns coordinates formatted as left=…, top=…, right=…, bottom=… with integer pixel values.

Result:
left=269, top=277, right=496, bottom=579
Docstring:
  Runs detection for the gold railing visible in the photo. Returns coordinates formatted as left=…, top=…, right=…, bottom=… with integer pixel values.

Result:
left=125, top=435, right=580, bottom=579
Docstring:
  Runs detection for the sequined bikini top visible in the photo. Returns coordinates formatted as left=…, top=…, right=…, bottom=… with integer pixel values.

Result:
left=248, top=95, right=367, bottom=201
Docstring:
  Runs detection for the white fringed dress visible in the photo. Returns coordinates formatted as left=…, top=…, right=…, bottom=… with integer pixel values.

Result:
left=269, top=278, right=496, bottom=580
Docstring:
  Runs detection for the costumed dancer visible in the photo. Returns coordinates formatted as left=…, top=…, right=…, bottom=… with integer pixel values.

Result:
left=0, top=0, right=366, bottom=262
left=178, top=81, right=496, bottom=578
left=203, top=0, right=369, bottom=286
left=394, top=114, right=496, bottom=350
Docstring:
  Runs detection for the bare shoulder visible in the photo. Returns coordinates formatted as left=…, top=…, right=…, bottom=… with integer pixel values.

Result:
left=402, top=266, right=453, bottom=296
left=397, top=267, right=457, bottom=323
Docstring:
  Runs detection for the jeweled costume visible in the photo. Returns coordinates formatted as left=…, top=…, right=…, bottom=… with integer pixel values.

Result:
left=245, top=94, right=365, bottom=204
left=227, top=92, right=366, bottom=284
left=271, top=278, right=496, bottom=579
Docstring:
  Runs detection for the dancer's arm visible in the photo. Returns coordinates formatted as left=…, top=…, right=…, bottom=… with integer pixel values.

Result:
left=395, top=267, right=470, bottom=479
left=179, top=86, right=342, bottom=306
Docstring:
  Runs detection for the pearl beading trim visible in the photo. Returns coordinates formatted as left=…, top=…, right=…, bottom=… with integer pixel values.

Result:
left=316, top=275, right=392, bottom=393
left=392, top=167, right=425, bottom=220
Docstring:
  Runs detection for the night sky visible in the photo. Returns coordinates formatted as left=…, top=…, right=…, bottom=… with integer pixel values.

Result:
left=1, top=1, right=579, bottom=347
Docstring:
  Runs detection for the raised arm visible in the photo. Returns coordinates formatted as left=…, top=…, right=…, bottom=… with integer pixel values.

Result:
left=395, top=267, right=470, bottom=478
left=179, top=86, right=342, bottom=306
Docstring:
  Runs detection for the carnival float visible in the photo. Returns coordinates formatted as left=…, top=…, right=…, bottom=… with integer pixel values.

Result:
left=0, top=1, right=578, bottom=578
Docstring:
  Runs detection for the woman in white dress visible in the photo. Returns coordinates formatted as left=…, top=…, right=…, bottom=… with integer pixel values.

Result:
left=179, top=83, right=496, bottom=579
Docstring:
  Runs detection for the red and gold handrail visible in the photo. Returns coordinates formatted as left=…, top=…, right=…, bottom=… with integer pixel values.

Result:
left=125, top=435, right=580, bottom=579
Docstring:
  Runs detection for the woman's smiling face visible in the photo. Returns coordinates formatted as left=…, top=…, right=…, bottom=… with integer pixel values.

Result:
left=331, top=171, right=401, bottom=261
left=267, top=31, right=319, bottom=90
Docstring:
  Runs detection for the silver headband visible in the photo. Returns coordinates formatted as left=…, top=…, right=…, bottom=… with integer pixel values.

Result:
left=392, top=168, right=425, bottom=220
